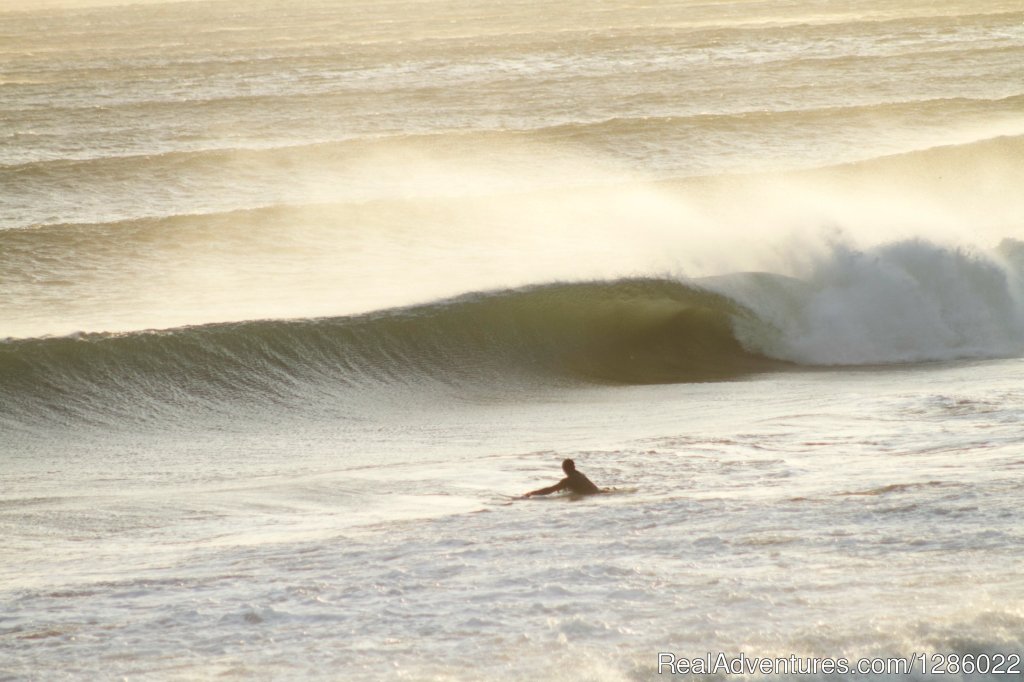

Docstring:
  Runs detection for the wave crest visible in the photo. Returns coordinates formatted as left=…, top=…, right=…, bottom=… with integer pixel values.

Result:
left=716, top=239, right=1024, bottom=365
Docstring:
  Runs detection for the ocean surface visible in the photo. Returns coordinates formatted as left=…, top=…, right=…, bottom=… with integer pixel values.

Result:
left=2, top=0, right=1024, bottom=679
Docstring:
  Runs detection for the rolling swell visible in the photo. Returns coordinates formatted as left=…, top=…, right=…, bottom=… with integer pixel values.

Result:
left=0, top=279, right=778, bottom=427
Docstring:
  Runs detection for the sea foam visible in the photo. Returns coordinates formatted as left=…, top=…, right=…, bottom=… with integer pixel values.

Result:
left=724, top=239, right=1024, bottom=365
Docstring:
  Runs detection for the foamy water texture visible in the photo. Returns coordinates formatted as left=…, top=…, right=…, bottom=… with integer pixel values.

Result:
left=2, top=0, right=1023, bottom=679
left=722, top=239, right=1024, bottom=365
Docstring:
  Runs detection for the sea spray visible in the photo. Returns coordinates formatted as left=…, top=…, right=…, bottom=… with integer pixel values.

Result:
left=722, top=239, right=1024, bottom=365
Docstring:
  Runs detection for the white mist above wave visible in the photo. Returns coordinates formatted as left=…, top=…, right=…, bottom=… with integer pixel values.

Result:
left=4, top=134, right=1023, bottom=345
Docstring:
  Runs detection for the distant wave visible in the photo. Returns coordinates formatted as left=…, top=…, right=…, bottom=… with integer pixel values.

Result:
left=5, top=94, right=1022, bottom=174
left=536, top=94, right=1024, bottom=146
left=3, top=128, right=1023, bottom=238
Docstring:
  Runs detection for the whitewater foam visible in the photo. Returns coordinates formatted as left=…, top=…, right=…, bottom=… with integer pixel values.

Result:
left=719, top=239, right=1024, bottom=366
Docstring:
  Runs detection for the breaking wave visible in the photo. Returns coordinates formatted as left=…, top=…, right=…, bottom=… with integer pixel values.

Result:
left=712, top=238, right=1024, bottom=366
left=3, top=238, right=1023, bottom=429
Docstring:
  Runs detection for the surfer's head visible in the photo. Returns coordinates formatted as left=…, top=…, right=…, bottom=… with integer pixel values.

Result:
left=562, top=458, right=575, bottom=474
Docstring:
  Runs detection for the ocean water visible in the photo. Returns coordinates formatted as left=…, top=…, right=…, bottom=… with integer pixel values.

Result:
left=2, top=0, right=1024, bottom=680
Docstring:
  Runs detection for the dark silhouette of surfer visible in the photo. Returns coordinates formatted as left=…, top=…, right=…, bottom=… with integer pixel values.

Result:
left=524, top=458, right=602, bottom=497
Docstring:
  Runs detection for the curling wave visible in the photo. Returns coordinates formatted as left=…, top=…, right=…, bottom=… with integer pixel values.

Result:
left=0, top=279, right=780, bottom=427
left=3, top=238, right=1022, bottom=429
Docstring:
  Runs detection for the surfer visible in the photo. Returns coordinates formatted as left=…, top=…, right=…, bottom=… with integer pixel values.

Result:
left=523, top=458, right=602, bottom=497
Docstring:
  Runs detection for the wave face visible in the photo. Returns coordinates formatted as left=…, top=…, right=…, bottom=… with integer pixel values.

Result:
left=0, top=279, right=780, bottom=428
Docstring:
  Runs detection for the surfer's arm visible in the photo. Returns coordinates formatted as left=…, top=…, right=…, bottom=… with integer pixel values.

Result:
left=523, top=479, right=567, bottom=497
